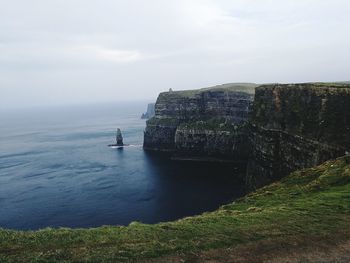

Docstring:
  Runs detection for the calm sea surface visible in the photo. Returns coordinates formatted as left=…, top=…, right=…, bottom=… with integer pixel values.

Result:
left=0, top=102, right=245, bottom=230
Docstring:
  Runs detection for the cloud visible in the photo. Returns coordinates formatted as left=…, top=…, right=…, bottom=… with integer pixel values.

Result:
left=95, top=48, right=143, bottom=63
left=69, top=46, right=144, bottom=64
left=0, top=0, right=349, bottom=109
left=180, top=0, right=230, bottom=26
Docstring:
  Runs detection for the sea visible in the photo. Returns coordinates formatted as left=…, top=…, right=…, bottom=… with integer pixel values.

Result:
left=0, top=102, right=245, bottom=230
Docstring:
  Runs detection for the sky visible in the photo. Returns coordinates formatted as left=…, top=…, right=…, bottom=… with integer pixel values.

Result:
left=1, top=0, right=350, bottom=109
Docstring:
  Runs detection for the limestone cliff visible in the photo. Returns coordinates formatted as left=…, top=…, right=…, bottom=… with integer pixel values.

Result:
left=143, top=82, right=350, bottom=188
left=247, top=83, right=350, bottom=188
left=143, top=83, right=256, bottom=159
left=174, top=121, right=250, bottom=160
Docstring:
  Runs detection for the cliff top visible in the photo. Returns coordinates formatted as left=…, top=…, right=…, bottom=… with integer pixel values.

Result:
left=160, top=83, right=257, bottom=98
left=159, top=82, right=350, bottom=100
left=258, top=82, right=350, bottom=90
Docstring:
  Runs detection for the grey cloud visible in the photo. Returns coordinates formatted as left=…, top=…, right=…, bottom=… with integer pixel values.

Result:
left=0, top=0, right=349, bottom=109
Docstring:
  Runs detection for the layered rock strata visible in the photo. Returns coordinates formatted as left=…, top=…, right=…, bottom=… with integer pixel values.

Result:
left=247, top=83, right=350, bottom=187
left=143, top=82, right=350, bottom=188
left=143, top=83, right=256, bottom=159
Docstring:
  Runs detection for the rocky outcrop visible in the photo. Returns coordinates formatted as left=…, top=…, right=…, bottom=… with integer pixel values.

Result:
left=108, top=128, right=126, bottom=147
left=143, top=83, right=256, bottom=158
left=247, top=83, right=350, bottom=188
left=116, top=128, right=124, bottom=146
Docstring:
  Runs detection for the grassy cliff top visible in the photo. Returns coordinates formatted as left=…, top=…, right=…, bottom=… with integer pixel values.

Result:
left=159, top=82, right=350, bottom=100
left=157, top=82, right=350, bottom=101
left=1, top=156, right=349, bottom=262
left=257, top=82, right=350, bottom=90
left=159, top=83, right=257, bottom=99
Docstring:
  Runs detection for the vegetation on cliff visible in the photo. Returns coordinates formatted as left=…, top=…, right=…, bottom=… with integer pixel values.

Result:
left=159, top=83, right=257, bottom=99
left=252, top=84, right=350, bottom=138
left=178, top=118, right=246, bottom=132
left=144, top=83, right=256, bottom=153
left=146, top=117, right=181, bottom=126
left=1, top=156, right=349, bottom=262
left=247, top=83, right=350, bottom=187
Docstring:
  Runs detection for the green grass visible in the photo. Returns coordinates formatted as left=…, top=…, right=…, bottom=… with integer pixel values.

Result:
left=161, top=82, right=350, bottom=99
left=178, top=118, right=247, bottom=132
left=146, top=117, right=248, bottom=131
left=258, top=82, right=350, bottom=90
left=146, top=117, right=181, bottom=126
left=162, top=83, right=257, bottom=98
left=1, top=156, right=350, bottom=262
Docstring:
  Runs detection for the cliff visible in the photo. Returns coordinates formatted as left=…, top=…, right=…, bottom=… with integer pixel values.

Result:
left=247, top=83, right=350, bottom=187
left=144, top=82, right=350, bottom=187
left=174, top=121, right=250, bottom=160
left=141, top=103, right=155, bottom=119
left=143, top=83, right=256, bottom=159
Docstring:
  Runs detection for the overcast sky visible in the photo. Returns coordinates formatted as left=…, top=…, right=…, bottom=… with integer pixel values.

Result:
left=1, top=0, right=349, bottom=109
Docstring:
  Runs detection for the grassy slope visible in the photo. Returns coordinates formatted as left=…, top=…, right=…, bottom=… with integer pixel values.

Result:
left=165, top=82, right=350, bottom=99
left=1, top=156, right=350, bottom=262
left=163, top=83, right=257, bottom=98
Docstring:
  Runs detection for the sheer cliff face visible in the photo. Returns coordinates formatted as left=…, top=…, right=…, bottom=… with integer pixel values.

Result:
left=247, top=84, right=350, bottom=188
left=155, top=88, right=254, bottom=122
left=143, top=84, right=256, bottom=158
left=251, top=84, right=350, bottom=146
left=143, top=82, right=350, bottom=188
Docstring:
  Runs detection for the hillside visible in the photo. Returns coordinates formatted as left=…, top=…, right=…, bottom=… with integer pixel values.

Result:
left=1, top=156, right=349, bottom=262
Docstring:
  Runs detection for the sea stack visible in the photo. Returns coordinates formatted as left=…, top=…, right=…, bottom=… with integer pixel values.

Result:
left=116, top=128, right=124, bottom=146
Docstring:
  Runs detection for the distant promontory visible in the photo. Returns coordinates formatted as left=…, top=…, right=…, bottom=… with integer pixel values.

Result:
left=141, top=103, right=155, bottom=119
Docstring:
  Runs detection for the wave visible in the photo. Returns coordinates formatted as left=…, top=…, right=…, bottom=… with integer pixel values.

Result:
left=109, top=144, right=142, bottom=149
left=0, top=151, right=44, bottom=160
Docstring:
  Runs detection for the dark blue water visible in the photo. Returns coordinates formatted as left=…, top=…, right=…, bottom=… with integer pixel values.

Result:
left=0, top=102, right=245, bottom=230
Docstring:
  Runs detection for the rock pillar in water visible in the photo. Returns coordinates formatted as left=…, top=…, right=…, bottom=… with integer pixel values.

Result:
left=116, top=128, right=124, bottom=146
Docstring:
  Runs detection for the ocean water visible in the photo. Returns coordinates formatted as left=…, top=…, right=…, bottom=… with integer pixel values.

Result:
left=0, top=102, right=245, bottom=230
